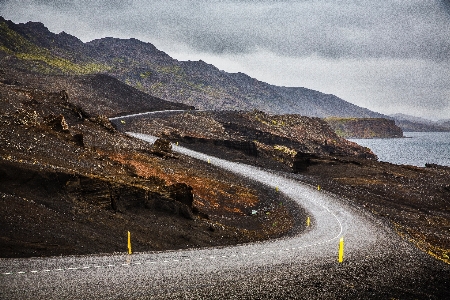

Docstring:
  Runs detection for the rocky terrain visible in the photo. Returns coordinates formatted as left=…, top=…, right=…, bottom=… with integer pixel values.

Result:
left=325, top=117, right=404, bottom=138
left=119, top=111, right=450, bottom=264
left=0, top=66, right=301, bottom=258
left=116, top=110, right=377, bottom=171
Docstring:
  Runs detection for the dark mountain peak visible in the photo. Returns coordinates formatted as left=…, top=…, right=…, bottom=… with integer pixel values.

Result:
left=180, top=59, right=221, bottom=73
left=87, top=37, right=172, bottom=61
left=88, top=37, right=157, bottom=50
left=10, top=19, right=52, bottom=38
left=2, top=17, right=86, bottom=53
left=57, top=31, right=83, bottom=43
left=10, top=19, right=48, bottom=31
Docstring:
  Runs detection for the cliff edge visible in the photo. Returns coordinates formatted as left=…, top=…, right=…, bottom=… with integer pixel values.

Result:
left=325, top=117, right=404, bottom=138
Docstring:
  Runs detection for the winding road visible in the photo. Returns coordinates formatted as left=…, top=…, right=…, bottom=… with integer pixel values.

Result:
left=1, top=132, right=448, bottom=299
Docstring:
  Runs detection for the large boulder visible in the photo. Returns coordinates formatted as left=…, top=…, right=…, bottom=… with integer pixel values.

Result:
left=152, top=138, right=178, bottom=158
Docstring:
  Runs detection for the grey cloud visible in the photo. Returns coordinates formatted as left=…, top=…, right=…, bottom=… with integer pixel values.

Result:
left=118, top=1, right=450, bottom=61
left=2, top=0, right=449, bottom=61
left=32, top=0, right=131, bottom=9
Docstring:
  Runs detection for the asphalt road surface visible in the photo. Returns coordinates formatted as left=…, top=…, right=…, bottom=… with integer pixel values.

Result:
left=1, top=133, right=448, bottom=299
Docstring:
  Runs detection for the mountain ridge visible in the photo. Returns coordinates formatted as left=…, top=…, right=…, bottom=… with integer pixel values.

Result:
left=0, top=17, right=388, bottom=119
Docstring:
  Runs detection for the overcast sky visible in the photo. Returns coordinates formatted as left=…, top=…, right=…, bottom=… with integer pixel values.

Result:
left=1, top=0, right=449, bottom=120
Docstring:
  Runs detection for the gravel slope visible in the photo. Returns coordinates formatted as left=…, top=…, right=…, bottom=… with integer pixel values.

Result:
left=0, top=133, right=448, bottom=299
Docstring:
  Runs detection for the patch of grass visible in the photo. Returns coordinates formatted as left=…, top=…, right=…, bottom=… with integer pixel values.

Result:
left=140, top=71, right=152, bottom=78
left=393, top=222, right=450, bottom=264
left=274, top=145, right=297, bottom=157
left=324, top=117, right=360, bottom=123
left=157, top=65, right=184, bottom=76
left=15, top=53, right=111, bottom=74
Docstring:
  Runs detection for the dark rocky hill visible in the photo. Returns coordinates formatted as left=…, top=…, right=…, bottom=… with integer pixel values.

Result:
left=0, top=17, right=387, bottom=118
left=0, top=68, right=191, bottom=117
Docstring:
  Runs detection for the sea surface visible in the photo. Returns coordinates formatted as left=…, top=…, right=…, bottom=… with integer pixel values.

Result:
left=349, top=132, right=450, bottom=167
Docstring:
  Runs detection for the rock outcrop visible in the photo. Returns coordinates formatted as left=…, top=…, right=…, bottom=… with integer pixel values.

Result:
left=325, top=117, right=404, bottom=138
left=0, top=160, right=196, bottom=219
left=151, top=138, right=178, bottom=158
left=121, top=110, right=377, bottom=172
left=44, top=114, right=70, bottom=132
left=171, top=135, right=258, bottom=157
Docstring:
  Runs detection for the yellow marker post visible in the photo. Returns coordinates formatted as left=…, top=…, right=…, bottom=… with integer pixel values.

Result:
left=275, top=186, right=279, bottom=192
left=338, top=237, right=344, bottom=263
left=306, top=216, right=310, bottom=227
left=317, top=185, right=321, bottom=191
left=127, top=231, right=132, bottom=255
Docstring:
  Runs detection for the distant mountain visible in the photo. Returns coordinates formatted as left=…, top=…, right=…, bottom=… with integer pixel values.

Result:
left=390, top=113, right=450, bottom=132
left=390, top=113, right=435, bottom=125
left=0, top=17, right=388, bottom=118
left=437, top=119, right=450, bottom=129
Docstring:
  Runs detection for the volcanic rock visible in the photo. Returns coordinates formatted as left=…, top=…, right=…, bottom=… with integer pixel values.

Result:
left=152, top=138, right=178, bottom=158
left=44, top=114, right=70, bottom=132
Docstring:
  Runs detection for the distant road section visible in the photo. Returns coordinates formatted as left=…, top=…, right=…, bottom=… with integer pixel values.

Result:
left=109, top=110, right=187, bottom=121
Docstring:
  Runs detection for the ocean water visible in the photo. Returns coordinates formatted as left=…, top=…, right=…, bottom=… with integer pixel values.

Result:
left=349, top=132, right=450, bottom=167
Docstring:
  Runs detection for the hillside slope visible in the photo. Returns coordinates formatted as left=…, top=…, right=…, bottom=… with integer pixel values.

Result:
left=0, top=17, right=387, bottom=118
left=0, top=66, right=297, bottom=258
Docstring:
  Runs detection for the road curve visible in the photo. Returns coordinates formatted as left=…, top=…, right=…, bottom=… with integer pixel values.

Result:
left=1, top=133, right=448, bottom=299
